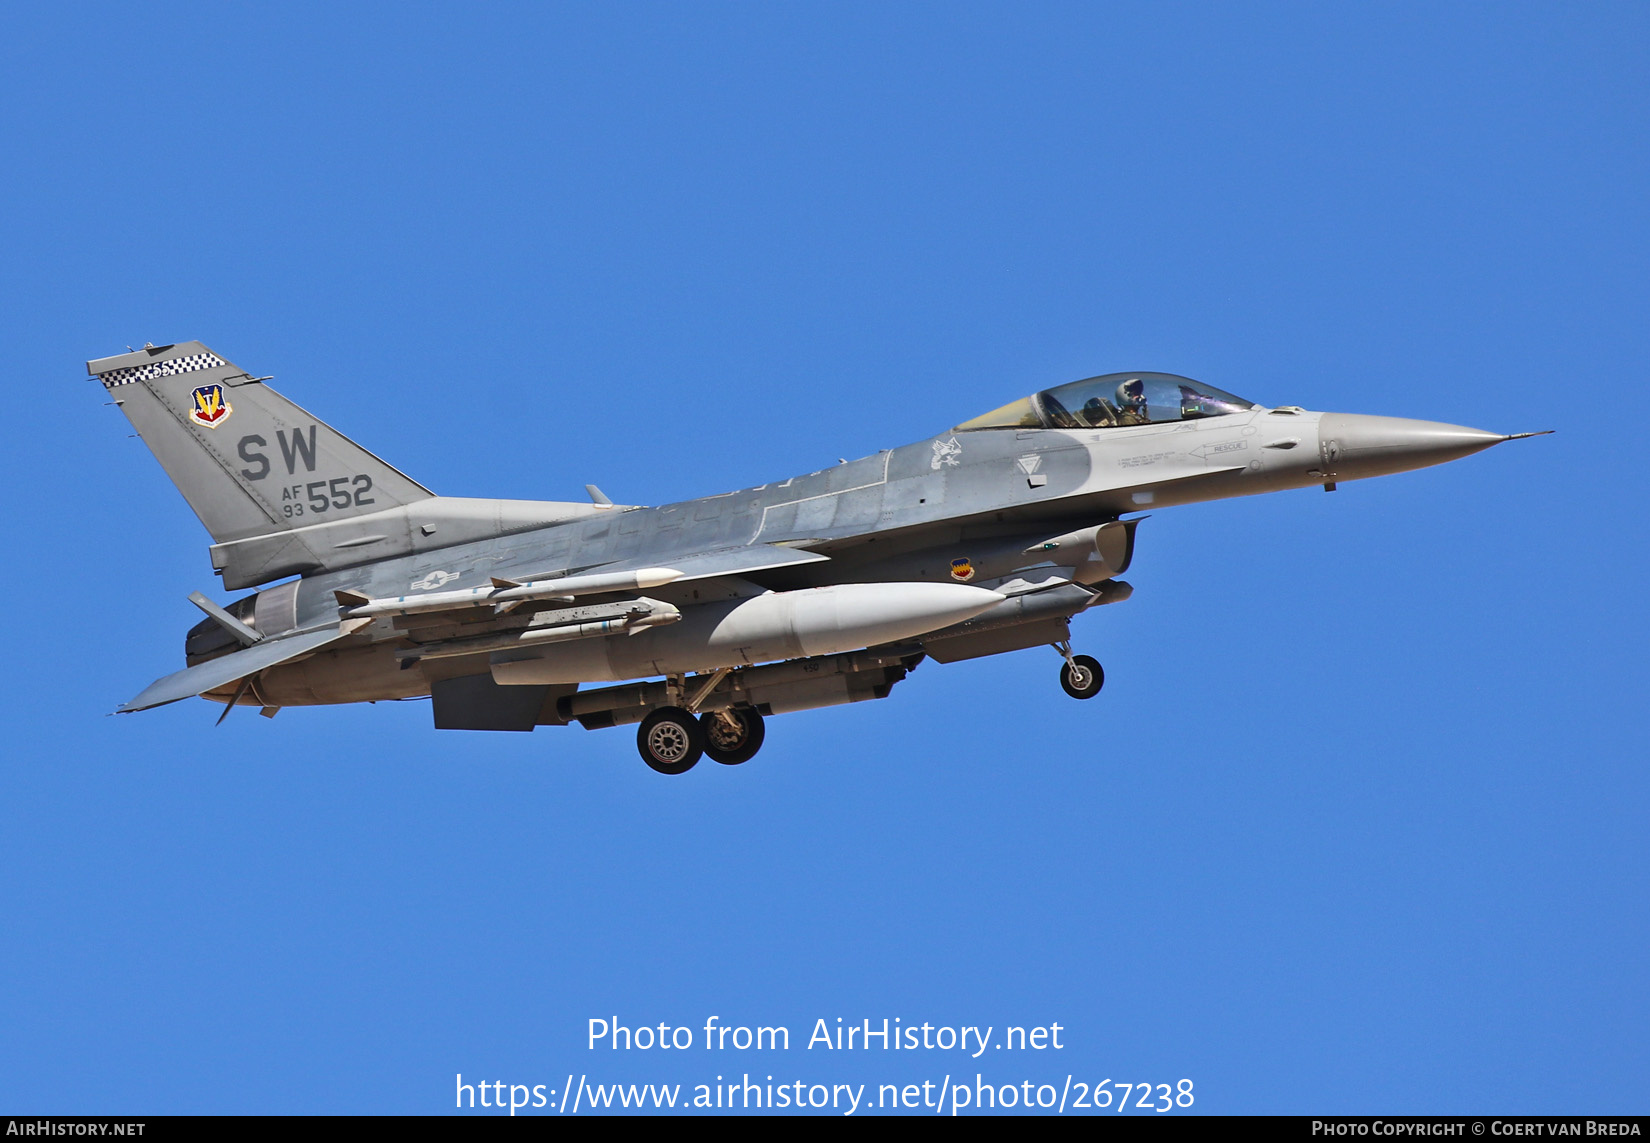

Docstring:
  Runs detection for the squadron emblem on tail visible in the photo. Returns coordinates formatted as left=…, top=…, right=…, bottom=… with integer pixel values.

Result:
left=187, top=384, right=232, bottom=428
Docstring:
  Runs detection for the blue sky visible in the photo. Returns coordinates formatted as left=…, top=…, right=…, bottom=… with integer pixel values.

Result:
left=1, top=2, right=1645, bottom=1114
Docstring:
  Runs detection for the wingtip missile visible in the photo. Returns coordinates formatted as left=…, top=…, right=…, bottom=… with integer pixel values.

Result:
left=631, top=567, right=684, bottom=590
left=338, top=567, right=688, bottom=619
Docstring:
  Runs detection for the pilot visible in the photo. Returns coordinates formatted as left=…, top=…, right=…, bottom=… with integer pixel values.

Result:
left=1115, top=378, right=1150, bottom=424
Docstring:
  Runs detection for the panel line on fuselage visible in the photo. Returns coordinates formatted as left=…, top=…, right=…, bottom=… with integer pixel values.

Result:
left=753, top=450, right=892, bottom=542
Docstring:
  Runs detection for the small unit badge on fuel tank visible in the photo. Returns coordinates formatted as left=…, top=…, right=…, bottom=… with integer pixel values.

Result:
left=187, top=384, right=233, bottom=429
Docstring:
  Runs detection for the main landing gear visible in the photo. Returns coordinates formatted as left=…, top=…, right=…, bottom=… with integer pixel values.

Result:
left=637, top=707, right=702, bottom=774
left=1053, top=641, right=1104, bottom=700
left=635, top=702, right=767, bottom=775
left=701, top=707, right=765, bottom=765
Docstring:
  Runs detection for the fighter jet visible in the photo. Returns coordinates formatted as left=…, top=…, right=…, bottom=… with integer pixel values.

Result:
left=93, top=342, right=1547, bottom=773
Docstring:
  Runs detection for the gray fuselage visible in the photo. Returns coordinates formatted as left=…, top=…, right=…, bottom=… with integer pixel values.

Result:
left=212, top=403, right=1497, bottom=710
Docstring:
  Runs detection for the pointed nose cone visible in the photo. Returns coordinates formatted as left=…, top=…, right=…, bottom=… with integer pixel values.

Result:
left=1317, top=413, right=1509, bottom=479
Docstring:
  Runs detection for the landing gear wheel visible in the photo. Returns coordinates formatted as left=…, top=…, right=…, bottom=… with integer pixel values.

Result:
left=700, top=707, right=765, bottom=765
left=637, top=707, right=704, bottom=774
left=1060, top=654, right=1104, bottom=700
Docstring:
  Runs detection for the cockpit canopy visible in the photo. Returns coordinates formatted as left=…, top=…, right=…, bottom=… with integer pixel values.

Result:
left=956, top=372, right=1259, bottom=432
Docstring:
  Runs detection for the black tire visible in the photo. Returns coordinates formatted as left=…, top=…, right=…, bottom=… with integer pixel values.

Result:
left=1060, top=654, right=1104, bottom=700
left=700, top=707, right=765, bottom=766
left=637, top=707, right=703, bottom=774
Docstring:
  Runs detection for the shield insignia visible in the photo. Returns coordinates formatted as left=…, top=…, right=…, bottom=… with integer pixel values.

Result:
left=188, top=384, right=233, bottom=429
left=949, top=557, right=975, bottom=582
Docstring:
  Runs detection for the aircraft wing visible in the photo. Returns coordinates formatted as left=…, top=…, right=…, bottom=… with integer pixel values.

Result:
left=118, top=626, right=351, bottom=713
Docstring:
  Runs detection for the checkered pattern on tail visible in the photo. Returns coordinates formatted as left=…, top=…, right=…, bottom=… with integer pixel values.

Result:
left=98, top=351, right=228, bottom=388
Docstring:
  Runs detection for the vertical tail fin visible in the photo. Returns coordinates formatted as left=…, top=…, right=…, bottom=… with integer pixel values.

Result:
left=90, top=341, right=433, bottom=546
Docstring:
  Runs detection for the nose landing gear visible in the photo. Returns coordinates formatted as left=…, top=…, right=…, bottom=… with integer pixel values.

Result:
left=1053, top=641, right=1104, bottom=700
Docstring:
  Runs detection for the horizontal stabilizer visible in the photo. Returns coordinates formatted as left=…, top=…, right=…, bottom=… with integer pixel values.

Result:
left=118, top=627, right=349, bottom=713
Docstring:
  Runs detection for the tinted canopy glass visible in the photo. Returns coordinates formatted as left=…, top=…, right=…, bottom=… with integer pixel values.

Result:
left=957, top=373, right=1258, bottom=431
